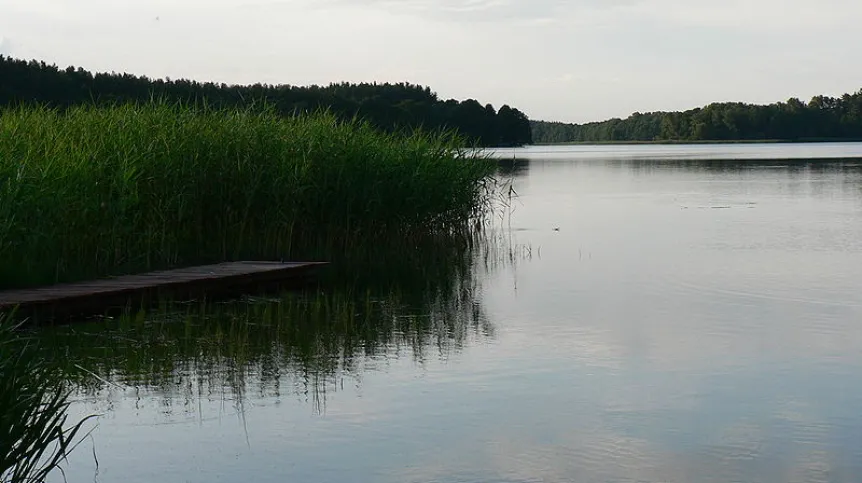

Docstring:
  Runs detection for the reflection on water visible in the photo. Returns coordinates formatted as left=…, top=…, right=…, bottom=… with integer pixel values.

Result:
left=39, top=229, right=506, bottom=404
left=46, top=144, right=862, bottom=483
left=43, top=289, right=492, bottom=415
left=490, top=141, right=862, bottom=161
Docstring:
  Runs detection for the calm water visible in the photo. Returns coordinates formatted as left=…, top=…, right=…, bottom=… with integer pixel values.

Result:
left=492, top=142, right=862, bottom=161
left=49, top=144, right=862, bottom=483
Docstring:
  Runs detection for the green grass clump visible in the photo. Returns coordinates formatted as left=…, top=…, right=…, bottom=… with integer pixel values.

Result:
left=0, top=102, right=497, bottom=289
left=0, top=314, right=92, bottom=483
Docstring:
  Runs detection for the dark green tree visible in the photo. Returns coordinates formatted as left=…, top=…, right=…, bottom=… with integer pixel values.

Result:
left=0, top=56, right=533, bottom=147
left=531, top=89, right=862, bottom=144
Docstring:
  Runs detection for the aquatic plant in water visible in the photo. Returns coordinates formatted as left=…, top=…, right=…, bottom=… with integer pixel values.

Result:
left=0, top=314, right=93, bottom=483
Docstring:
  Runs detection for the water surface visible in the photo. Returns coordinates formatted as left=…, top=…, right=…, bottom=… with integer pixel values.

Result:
left=492, top=141, right=862, bottom=161
left=49, top=143, right=862, bottom=483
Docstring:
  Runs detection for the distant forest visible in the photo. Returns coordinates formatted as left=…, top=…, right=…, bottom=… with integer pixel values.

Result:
left=0, top=56, right=532, bottom=147
left=532, top=90, right=862, bottom=144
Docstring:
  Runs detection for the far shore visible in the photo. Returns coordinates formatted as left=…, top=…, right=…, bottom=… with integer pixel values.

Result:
left=530, top=138, right=862, bottom=146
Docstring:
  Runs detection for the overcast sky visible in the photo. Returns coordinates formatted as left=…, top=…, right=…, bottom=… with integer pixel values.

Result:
left=1, top=0, right=861, bottom=123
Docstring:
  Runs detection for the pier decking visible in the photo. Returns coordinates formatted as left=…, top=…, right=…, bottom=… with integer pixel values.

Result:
left=0, top=261, right=327, bottom=321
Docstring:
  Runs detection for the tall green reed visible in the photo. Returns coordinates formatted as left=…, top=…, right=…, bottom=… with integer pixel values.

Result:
left=0, top=313, right=93, bottom=483
left=0, top=102, right=497, bottom=289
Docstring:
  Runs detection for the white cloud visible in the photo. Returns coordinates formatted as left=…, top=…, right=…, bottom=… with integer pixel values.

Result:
left=636, top=0, right=861, bottom=31
left=0, top=36, right=11, bottom=55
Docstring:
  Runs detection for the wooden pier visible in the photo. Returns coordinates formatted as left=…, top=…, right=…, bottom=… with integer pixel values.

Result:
left=0, top=261, right=327, bottom=322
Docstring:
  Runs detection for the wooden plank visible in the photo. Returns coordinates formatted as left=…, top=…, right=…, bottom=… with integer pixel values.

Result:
left=0, top=261, right=327, bottom=320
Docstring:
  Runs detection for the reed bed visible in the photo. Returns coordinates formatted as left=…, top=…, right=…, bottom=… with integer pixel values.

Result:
left=0, top=102, right=497, bottom=289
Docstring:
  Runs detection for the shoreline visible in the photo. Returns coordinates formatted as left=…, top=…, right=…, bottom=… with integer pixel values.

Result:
left=529, top=138, right=862, bottom=146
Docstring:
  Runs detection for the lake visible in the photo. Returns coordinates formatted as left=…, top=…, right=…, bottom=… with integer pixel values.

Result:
left=49, top=143, right=862, bottom=483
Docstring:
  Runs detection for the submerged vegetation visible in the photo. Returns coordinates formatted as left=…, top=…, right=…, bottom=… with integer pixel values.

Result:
left=0, top=55, right=533, bottom=147
left=0, top=102, right=498, bottom=289
left=532, top=88, right=862, bottom=143
left=0, top=314, right=92, bottom=483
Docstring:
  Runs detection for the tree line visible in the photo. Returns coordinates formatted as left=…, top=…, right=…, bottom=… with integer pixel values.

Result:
left=0, top=56, right=532, bottom=147
left=532, top=91, right=862, bottom=143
